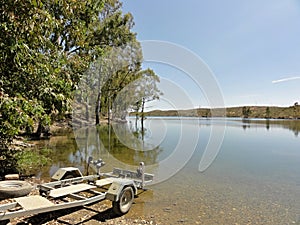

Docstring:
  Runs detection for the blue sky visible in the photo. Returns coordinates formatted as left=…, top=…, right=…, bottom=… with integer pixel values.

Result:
left=122, top=0, right=300, bottom=108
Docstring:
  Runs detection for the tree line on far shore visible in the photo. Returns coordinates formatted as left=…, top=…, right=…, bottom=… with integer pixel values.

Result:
left=140, top=103, right=300, bottom=119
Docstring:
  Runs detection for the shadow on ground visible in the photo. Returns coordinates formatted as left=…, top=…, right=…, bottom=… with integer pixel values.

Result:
left=15, top=205, right=121, bottom=225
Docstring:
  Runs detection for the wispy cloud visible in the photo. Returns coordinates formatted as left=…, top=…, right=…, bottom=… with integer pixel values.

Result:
left=272, top=76, right=300, bottom=84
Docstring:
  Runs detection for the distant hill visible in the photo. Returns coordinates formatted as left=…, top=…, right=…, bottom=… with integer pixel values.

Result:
left=131, top=105, right=300, bottom=119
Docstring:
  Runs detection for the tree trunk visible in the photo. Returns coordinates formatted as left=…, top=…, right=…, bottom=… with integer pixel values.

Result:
left=85, top=96, right=89, bottom=122
left=95, top=91, right=101, bottom=125
left=135, top=113, right=138, bottom=129
left=134, top=101, right=140, bottom=129
left=141, top=98, right=145, bottom=131
left=35, top=121, right=50, bottom=139
left=108, top=96, right=111, bottom=124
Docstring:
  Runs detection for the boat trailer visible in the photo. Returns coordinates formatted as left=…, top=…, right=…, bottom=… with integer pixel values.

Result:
left=0, top=160, right=154, bottom=222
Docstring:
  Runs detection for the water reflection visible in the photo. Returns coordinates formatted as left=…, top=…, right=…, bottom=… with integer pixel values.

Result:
left=72, top=116, right=203, bottom=184
left=30, top=118, right=300, bottom=224
left=232, top=118, right=300, bottom=137
left=71, top=124, right=164, bottom=184
left=74, top=124, right=163, bottom=167
left=35, top=118, right=300, bottom=179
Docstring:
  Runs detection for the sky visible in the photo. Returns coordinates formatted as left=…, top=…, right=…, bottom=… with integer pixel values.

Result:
left=122, top=0, right=300, bottom=109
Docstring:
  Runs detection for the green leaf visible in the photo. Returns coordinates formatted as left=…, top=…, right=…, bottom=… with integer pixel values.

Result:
left=31, top=0, right=37, bottom=7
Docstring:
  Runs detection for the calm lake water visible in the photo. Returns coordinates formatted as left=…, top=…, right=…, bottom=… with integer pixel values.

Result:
left=34, top=118, right=300, bottom=224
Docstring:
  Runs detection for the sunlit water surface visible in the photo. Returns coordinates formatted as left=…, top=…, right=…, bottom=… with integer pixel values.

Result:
left=34, top=118, right=300, bottom=224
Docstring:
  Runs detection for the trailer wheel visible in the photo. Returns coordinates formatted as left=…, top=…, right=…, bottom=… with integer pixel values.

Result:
left=112, top=186, right=134, bottom=216
left=0, top=181, right=32, bottom=199
left=0, top=219, right=10, bottom=225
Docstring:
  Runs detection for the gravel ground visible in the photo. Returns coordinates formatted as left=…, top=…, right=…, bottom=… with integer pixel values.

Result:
left=0, top=199, right=159, bottom=225
left=0, top=178, right=159, bottom=225
left=1, top=173, right=299, bottom=225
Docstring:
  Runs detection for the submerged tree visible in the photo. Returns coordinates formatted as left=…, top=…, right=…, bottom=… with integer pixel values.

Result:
left=133, top=69, right=162, bottom=130
left=74, top=39, right=143, bottom=126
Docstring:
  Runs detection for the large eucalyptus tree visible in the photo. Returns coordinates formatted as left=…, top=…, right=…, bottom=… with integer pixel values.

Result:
left=0, top=0, right=141, bottom=173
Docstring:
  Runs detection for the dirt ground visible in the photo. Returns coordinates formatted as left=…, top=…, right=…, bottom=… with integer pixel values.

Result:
left=0, top=197, right=158, bottom=225
left=2, top=202, right=157, bottom=225
left=0, top=177, right=158, bottom=225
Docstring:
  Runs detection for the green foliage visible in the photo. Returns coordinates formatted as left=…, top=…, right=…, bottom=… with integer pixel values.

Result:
left=242, top=106, right=251, bottom=118
left=133, top=68, right=162, bottom=116
left=137, top=68, right=162, bottom=102
left=0, top=143, right=18, bottom=176
left=1, top=0, right=142, bottom=137
left=73, top=39, right=161, bottom=125
left=0, top=92, right=50, bottom=138
left=0, top=91, right=50, bottom=176
left=0, top=0, right=105, bottom=121
left=1, top=0, right=157, bottom=174
left=15, top=148, right=52, bottom=174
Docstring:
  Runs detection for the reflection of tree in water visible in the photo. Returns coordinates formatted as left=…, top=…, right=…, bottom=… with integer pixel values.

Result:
left=283, top=121, right=300, bottom=137
left=240, top=119, right=300, bottom=137
left=37, top=132, right=85, bottom=177
left=98, top=123, right=163, bottom=166
left=74, top=123, right=162, bottom=168
left=267, top=120, right=300, bottom=137
left=266, top=119, right=270, bottom=130
left=242, top=118, right=251, bottom=130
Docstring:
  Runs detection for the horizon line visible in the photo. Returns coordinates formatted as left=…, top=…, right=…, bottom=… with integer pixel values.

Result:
left=143, top=104, right=296, bottom=112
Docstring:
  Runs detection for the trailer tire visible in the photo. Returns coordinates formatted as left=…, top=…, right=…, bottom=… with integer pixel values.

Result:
left=0, top=181, right=32, bottom=199
left=112, top=186, right=134, bottom=216
left=0, top=219, right=10, bottom=225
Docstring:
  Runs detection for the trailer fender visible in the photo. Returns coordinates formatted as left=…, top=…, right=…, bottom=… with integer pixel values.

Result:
left=51, top=167, right=83, bottom=181
left=106, top=180, right=136, bottom=202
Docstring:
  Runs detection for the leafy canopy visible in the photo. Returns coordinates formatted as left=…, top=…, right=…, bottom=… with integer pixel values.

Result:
left=0, top=0, right=138, bottom=138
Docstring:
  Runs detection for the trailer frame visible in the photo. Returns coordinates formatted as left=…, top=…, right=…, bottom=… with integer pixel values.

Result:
left=0, top=160, right=154, bottom=221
